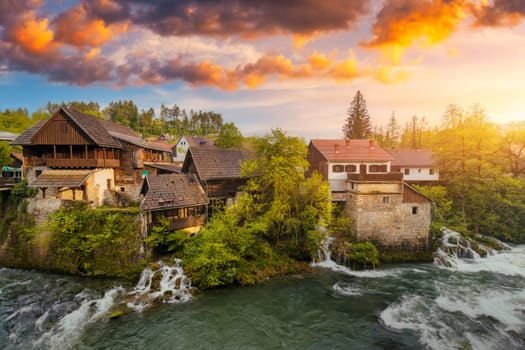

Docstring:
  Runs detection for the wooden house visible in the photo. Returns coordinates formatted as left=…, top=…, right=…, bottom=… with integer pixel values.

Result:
left=181, top=146, right=252, bottom=209
left=140, top=173, right=208, bottom=233
left=10, top=107, right=171, bottom=205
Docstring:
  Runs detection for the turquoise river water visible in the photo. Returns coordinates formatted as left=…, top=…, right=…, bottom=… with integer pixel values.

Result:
left=2, top=244, right=525, bottom=349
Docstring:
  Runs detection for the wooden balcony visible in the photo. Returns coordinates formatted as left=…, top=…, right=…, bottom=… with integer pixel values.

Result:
left=46, top=158, right=120, bottom=168
left=347, top=172, right=403, bottom=182
left=147, top=215, right=206, bottom=233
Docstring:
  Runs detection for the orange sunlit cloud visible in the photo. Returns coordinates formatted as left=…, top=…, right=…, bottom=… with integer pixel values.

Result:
left=53, top=5, right=128, bottom=47
left=362, top=0, right=467, bottom=64
left=11, top=12, right=54, bottom=53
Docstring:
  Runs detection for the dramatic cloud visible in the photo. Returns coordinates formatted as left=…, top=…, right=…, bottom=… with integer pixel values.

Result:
left=362, top=0, right=467, bottom=63
left=471, top=0, right=525, bottom=26
left=83, top=0, right=370, bottom=38
left=53, top=5, right=128, bottom=47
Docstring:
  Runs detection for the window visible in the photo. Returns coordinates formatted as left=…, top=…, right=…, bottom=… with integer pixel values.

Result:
left=412, top=206, right=418, bottom=214
left=418, top=169, right=422, bottom=173
left=404, top=168, right=410, bottom=175
left=383, top=196, right=389, bottom=204
left=345, top=164, right=357, bottom=173
left=332, top=165, right=344, bottom=173
left=429, top=168, right=435, bottom=175
left=370, top=164, right=387, bottom=173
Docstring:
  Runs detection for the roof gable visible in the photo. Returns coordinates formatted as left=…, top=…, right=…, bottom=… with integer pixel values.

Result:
left=309, top=139, right=393, bottom=162
left=140, top=173, right=208, bottom=211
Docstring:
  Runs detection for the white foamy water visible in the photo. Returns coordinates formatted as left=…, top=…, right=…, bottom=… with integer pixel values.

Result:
left=126, top=258, right=193, bottom=312
left=34, top=287, right=125, bottom=350
left=379, top=242, right=525, bottom=350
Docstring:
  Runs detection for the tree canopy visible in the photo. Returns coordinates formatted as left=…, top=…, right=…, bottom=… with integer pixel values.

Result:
left=343, top=90, right=372, bottom=139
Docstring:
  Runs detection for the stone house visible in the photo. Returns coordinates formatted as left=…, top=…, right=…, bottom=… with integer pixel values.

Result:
left=307, top=138, right=432, bottom=251
left=140, top=173, right=209, bottom=234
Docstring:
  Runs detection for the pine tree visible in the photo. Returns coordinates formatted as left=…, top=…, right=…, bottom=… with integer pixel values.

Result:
left=343, top=90, right=372, bottom=139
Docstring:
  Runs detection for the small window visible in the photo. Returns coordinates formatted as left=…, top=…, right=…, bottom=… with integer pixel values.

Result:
left=412, top=206, right=418, bottom=214
left=418, top=169, right=422, bottom=173
left=332, top=165, right=344, bottom=173
left=404, top=168, right=410, bottom=175
left=370, top=164, right=387, bottom=173
left=345, top=164, right=357, bottom=173
left=120, top=187, right=125, bottom=192
left=383, top=196, right=389, bottom=204
left=429, top=168, right=435, bottom=175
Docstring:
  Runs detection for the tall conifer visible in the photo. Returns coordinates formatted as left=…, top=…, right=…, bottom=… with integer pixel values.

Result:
left=343, top=91, right=372, bottom=139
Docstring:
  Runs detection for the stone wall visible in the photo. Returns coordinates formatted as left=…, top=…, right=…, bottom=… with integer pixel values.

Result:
left=346, top=191, right=431, bottom=251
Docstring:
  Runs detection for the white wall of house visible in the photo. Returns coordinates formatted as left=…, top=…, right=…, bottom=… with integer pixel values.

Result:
left=173, top=136, right=190, bottom=162
left=401, top=167, right=439, bottom=182
left=327, top=161, right=391, bottom=192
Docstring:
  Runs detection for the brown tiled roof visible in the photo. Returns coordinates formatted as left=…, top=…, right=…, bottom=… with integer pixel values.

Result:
left=29, top=169, right=93, bottom=188
left=386, top=149, right=435, bottom=167
left=98, top=119, right=137, bottom=136
left=310, top=139, right=393, bottom=162
left=184, top=135, right=214, bottom=147
left=140, top=173, right=208, bottom=211
left=183, top=146, right=252, bottom=180
left=10, top=119, right=47, bottom=145
left=109, top=132, right=170, bottom=152
left=144, top=162, right=182, bottom=173
left=64, top=109, right=123, bottom=148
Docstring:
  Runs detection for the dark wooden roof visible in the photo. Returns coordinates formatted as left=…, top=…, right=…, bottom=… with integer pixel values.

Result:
left=10, top=119, right=47, bottom=145
left=144, top=162, right=182, bottom=173
left=140, top=173, right=208, bottom=212
left=182, top=146, right=252, bottom=180
left=29, top=169, right=93, bottom=188
left=11, top=107, right=136, bottom=149
left=109, top=132, right=171, bottom=152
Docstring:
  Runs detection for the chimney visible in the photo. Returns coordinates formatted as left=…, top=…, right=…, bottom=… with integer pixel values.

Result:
left=334, top=144, right=340, bottom=153
left=369, top=140, right=375, bottom=149
left=345, top=139, right=350, bottom=148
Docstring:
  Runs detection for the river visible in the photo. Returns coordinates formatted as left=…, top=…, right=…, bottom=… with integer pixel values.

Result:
left=2, top=246, right=525, bottom=350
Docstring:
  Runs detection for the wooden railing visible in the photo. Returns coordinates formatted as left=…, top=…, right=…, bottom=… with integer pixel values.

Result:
left=147, top=215, right=206, bottom=233
left=46, top=158, right=120, bottom=168
left=347, top=172, right=403, bottom=182
left=0, top=177, right=22, bottom=187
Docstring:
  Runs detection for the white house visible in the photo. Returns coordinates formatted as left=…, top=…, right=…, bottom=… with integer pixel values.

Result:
left=307, top=139, right=394, bottom=200
left=386, top=149, right=439, bottom=184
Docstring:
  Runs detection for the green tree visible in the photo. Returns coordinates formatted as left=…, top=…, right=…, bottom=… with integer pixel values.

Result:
left=343, top=90, right=372, bottom=139
left=215, top=122, right=243, bottom=148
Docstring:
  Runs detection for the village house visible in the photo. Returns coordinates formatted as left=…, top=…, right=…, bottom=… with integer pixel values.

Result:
left=182, top=146, right=252, bottom=210
left=386, top=149, right=439, bottom=184
left=172, top=135, right=214, bottom=162
left=307, top=139, right=432, bottom=251
left=140, top=173, right=209, bottom=234
left=10, top=107, right=172, bottom=206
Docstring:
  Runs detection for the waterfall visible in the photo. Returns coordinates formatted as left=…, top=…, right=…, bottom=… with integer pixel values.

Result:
left=126, top=258, right=194, bottom=312
left=433, top=228, right=510, bottom=268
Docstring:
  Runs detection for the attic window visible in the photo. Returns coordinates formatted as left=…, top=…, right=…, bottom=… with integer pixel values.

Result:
left=412, top=206, right=418, bottom=214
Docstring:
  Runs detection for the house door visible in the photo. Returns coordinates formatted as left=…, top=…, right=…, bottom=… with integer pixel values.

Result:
left=360, top=164, right=367, bottom=174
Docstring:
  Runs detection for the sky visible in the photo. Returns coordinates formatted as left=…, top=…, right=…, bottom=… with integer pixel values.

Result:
left=1, top=0, right=525, bottom=139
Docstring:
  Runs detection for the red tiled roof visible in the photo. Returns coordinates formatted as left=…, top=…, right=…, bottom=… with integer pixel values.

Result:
left=310, top=139, right=393, bottom=162
left=386, top=149, right=435, bottom=167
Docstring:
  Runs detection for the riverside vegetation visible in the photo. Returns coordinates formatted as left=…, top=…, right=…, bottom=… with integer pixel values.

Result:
left=3, top=101, right=525, bottom=290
